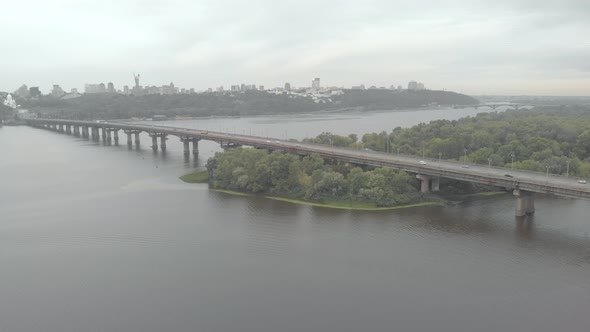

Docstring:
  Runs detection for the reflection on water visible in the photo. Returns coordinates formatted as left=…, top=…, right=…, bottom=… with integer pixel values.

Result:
left=1, top=112, right=590, bottom=332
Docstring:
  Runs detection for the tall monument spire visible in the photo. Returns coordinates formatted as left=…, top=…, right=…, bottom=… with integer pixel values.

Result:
left=133, top=73, right=140, bottom=88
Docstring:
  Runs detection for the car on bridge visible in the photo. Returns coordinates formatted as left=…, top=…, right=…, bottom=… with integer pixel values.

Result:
left=419, top=160, right=427, bottom=165
left=578, top=180, right=587, bottom=184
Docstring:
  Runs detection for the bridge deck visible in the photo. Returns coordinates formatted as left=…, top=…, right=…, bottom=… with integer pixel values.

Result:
left=27, top=118, right=590, bottom=201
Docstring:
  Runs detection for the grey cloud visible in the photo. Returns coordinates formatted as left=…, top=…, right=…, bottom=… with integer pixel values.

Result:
left=1, top=0, right=589, bottom=95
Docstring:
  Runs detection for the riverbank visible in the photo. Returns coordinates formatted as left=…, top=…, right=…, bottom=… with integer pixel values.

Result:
left=212, top=188, right=442, bottom=211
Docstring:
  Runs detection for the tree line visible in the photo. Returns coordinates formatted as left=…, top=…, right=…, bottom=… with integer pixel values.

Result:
left=18, top=90, right=478, bottom=120
left=206, top=148, right=423, bottom=207
left=303, top=106, right=590, bottom=178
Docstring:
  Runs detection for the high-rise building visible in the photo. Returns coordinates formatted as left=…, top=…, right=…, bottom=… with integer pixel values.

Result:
left=51, top=85, right=65, bottom=97
left=284, top=82, right=291, bottom=91
left=407, top=81, right=418, bottom=90
left=107, top=82, right=115, bottom=93
left=160, top=82, right=178, bottom=95
left=312, top=78, right=320, bottom=90
left=29, top=87, right=41, bottom=98
left=259, top=85, right=264, bottom=91
left=123, top=85, right=129, bottom=95
left=416, top=82, right=425, bottom=90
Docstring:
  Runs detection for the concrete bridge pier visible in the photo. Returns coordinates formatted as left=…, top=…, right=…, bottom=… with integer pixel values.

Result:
left=160, top=134, right=167, bottom=150
left=126, top=132, right=133, bottom=145
left=193, top=138, right=199, bottom=155
left=73, top=125, right=79, bottom=136
left=180, top=137, right=191, bottom=155
left=104, top=128, right=113, bottom=143
left=416, top=174, right=440, bottom=193
left=431, top=177, right=440, bottom=191
left=514, top=189, right=535, bottom=217
left=112, top=129, right=119, bottom=145
left=134, top=132, right=140, bottom=146
left=82, top=126, right=89, bottom=138
left=91, top=127, right=99, bottom=141
left=150, top=134, right=158, bottom=151
left=100, top=127, right=107, bottom=142
left=65, top=125, right=71, bottom=135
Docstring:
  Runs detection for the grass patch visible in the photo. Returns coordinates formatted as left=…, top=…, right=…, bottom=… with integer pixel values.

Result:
left=179, top=170, right=209, bottom=183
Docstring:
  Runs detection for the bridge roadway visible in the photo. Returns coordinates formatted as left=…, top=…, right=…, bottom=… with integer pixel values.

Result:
left=27, top=118, right=590, bottom=216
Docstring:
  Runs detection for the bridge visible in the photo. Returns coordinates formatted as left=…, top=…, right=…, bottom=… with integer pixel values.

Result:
left=453, top=103, right=529, bottom=110
left=26, top=118, right=590, bottom=217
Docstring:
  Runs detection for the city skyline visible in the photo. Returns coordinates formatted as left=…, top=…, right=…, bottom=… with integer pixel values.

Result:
left=1, top=0, right=589, bottom=96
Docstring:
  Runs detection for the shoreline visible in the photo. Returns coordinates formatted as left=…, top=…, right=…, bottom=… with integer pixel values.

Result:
left=209, top=188, right=442, bottom=211
left=120, top=105, right=474, bottom=123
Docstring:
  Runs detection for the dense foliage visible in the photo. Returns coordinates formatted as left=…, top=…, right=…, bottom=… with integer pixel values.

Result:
left=206, top=148, right=423, bottom=207
left=304, top=106, right=590, bottom=177
left=19, top=90, right=478, bottom=120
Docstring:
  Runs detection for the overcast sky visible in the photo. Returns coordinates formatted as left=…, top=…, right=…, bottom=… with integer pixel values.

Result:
left=2, top=0, right=589, bottom=95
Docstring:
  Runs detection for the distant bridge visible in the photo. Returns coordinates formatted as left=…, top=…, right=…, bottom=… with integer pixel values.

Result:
left=453, top=103, right=531, bottom=110
left=26, top=118, right=590, bottom=217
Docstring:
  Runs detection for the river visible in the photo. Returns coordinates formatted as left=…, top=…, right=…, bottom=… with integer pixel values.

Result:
left=1, top=107, right=589, bottom=332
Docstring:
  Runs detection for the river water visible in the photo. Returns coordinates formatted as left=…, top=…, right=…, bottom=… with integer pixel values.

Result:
left=1, top=108, right=590, bottom=332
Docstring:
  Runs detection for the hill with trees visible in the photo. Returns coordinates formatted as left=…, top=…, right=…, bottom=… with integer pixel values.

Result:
left=18, top=89, right=478, bottom=120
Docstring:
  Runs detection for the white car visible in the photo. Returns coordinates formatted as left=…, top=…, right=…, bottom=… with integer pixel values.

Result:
left=578, top=180, right=587, bottom=184
left=419, top=160, right=427, bottom=165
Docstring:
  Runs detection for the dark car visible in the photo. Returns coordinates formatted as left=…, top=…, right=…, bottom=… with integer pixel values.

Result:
left=504, top=174, right=514, bottom=178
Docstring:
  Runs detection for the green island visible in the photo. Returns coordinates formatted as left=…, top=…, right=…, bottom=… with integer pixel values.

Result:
left=180, top=147, right=491, bottom=211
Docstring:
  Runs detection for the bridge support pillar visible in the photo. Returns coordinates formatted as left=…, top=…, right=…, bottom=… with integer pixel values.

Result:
left=416, top=174, right=432, bottom=193
left=160, top=134, right=167, bottom=150
left=134, top=132, right=140, bottom=146
left=126, top=132, right=133, bottom=145
left=193, top=138, right=199, bottom=155
left=82, top=126, right=89, bottom=138
left=100, top=127, right=107, bottom=142
left=431, top=177, right=440, bottom=192
left=92, top=127, right=99, bottom=141
left=514, top=189, right=535, bottom=217
left=112, top=129, right=119, bottom=144
left=104, top=128, right=112, bottom=143
left=150, top=134, right=158, bottom=151
left=180, top=137, right=191, bottom=155
left=65, top=125, right=71, bottom=134
left=73, top=126, right=79, bottom=136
